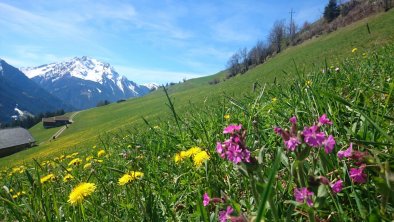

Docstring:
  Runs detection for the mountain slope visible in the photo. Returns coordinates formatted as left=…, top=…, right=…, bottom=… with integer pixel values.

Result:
left=21, top=56, right=151, bottom=109
left=0, top=59, right=72, bottom=123
left=1, top=9, right=393, bottom=167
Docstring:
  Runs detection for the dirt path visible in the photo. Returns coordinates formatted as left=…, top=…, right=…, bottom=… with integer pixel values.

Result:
left=50, top=111, right=80, bottom=141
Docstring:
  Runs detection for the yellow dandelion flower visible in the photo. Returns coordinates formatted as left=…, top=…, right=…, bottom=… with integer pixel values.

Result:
left=185, top=146, right=202, bottom=157
left=11, top=190, right=25, bottom=199
left=85, top=156, right=94, bottom=162
left=66, top=167, right=73, bottom=172
left=193, top=151, right=210, bottom=167
left=97, top=150, right=106, bottom=157
left=272, top=97, right=277, bottom=103
left=306, top=80, right=312, bottom=87
left=68, top=158, right=82, bottom=166
left=174, top=153, right=182, bottom=164
left=63, top=174, right=74, bottom=182
left=12, top=166, right=25, bottom=174
left=9, top=188, right=14, bottom=193
left=179, top=151, right=188, bottom=159
left=40, top=173, right=55, bottom=184
left=224, top=114, right=230, bottom=120
left=352, top=48, right=357, bottom=53
left=118, top=171, right=144, bottom=185
left=83, top=163, right=92, bottom=170
left=68, top=182, right=96, bottom=205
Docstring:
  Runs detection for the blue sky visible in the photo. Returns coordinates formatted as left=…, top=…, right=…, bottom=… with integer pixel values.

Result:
left=0, top=0, right=327, bottom=84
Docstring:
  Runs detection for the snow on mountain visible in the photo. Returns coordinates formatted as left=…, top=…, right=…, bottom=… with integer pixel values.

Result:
left=12, top=105, right=34, bottom=121
left=21, top=56, right=119, bottom=84
left=142, top=83, right=160, bottom=91
left=20, top=56, right=152, bottom=110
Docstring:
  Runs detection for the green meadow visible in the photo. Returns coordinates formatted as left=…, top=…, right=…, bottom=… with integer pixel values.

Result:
left=1, top=10, right=392, bottom=169
left=0, top=9, right=393, bottom=221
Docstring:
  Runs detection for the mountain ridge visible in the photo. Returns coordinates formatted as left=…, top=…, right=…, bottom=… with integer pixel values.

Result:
left=21, top=56, right=154, bottom=109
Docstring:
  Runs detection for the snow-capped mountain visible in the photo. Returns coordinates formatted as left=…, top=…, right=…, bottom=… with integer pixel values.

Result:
left=21, top=56, right=151, bottom=110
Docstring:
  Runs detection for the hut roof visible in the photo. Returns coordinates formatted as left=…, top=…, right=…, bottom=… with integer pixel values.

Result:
left=0, top=127, right=35, bottom=149
left=42, top=117, right=56, bottom=123
left=55, top=116, right=69, bottom=121
left=42, top=116, right=70, bottom=123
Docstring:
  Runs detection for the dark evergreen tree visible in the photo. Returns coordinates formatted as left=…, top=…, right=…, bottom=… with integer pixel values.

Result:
left=324, top=0, right=340, bottom=22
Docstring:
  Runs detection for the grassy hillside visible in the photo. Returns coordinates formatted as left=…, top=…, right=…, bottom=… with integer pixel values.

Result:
left=1, top=10, right=393, bottom=168
left=1, top=37, right=393, bottom=221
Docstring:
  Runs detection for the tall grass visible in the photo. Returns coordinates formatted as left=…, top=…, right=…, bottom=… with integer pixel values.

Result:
left=1, top=44, right=393, bottom=221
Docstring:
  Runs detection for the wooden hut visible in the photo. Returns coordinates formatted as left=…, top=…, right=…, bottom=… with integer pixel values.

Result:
left=42, top=116, right=71, bottom=128
left=0, top=127, right=36, bottom=157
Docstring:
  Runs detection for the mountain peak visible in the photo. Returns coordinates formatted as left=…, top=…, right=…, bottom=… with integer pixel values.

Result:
left=20, top=56, right=120, bottom=83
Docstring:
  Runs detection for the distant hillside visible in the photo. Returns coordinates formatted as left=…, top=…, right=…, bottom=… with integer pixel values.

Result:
left=0, top=59, right=72, bottom=124
left=21, top=56, right=152, bottom=110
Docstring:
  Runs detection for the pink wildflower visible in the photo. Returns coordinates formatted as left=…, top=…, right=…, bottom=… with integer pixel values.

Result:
left=337, top=143, right=353, bottom=159
left=323, top=135, right=336, bottom=153
left=330, top=179, right=343, bottom=193
left=318, top=114, right=332, bottom=125
left=219, top=206, right=233, bottom=222
left=223, top=124, right=242, bottom=134
left=216, top=142, right=226, bottom=158
left=203, top=193, right=210, bottom=206
left=289, top=116, right=297, bottom=124
left=303, top=125, right=326, bottom=147
left=274, top=127, right=283, bottom=135
left=294, top=187, right=314, bottom=206
left=349, top=165, right=367, bottom=184
left=226, top=144, right=242, bottom=164
left=284, top=137, right=301, bottom=151
left=217, top=125, right=251, bottom=164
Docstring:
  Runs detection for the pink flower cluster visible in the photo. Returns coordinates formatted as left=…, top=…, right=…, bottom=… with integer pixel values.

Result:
left=294, top=178, right=343, bottom=206
left=203, top=193, right=243, bottom=222
left=338, top=143, right=368, bottom=184
left=294, top=187, right=314, bottom=206
left=275, top=114, right=336, bottom=153
left=216, top=124, right=251, bottom=164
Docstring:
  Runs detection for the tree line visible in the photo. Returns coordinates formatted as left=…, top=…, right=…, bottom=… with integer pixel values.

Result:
left=214, top=0, right=393, bottom=83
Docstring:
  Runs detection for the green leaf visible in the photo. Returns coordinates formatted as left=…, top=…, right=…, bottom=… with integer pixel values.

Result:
left=255, top=147, right=282, bottom=221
